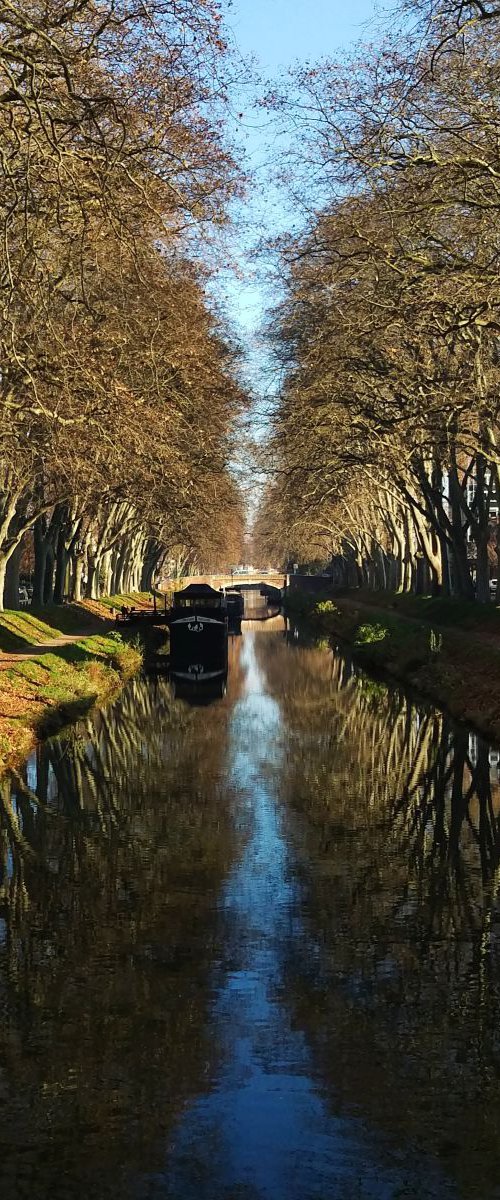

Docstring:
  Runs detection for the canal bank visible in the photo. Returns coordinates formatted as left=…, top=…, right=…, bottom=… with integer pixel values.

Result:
left=0, top=596, right=145, bottom=772
left=285, top=588, right=500, bottom=742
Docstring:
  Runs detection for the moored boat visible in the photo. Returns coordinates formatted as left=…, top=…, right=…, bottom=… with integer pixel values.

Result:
left=225, top=588, right=245, bottom=631
left=168, top=583, right=228, bottom=658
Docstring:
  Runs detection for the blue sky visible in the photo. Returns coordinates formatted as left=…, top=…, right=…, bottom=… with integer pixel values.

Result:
left=211, top=0, right=382, bottom=396
left=228, top=0, right=381, bottom=74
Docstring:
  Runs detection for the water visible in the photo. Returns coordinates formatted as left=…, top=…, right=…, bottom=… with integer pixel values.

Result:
left=1, top=618, right=500, bottom=1199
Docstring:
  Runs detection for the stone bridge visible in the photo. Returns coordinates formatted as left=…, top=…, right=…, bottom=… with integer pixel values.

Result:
left=159, top=572, right=287, bottom=594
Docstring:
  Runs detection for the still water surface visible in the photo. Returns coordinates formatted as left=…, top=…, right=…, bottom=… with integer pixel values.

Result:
left=1, top=616, right=500, bottom=1199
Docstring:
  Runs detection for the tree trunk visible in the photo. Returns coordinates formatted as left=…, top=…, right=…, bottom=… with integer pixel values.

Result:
left=0, top=536, right=27, bottom=612
left=141, top=543, right=162, bottom=592
left=3, top=542, right=23, bottom=610
left=0, top=558, right=7, bottom=612
left=449, top=540, right=474, bottom=600
left=112, top=546, right=127, bottom=595
left=100, top=551, right=113, bottom=597
left=33, top=517, right=48, bottom=606
left=72, top=556, right=85, bottom=601
left=392, top=527, right=405, bottom=592
left=447, top=463, right=475, bottom=599
left=53, top=528, right=69, bottom=604
left=376, top=547, right=388, bottom=590
left=476, top=535, right=490, bottom=604
left=43, top=544, right=55, bottom=604
left=86, top=553, right=100, bottom=600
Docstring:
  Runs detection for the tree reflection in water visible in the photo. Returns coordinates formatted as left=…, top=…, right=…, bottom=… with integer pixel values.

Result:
left=256, top=632, right=500, bottom=1200
left=0, top=637, right=245, bottom=1200
left=2, top=628, right=500, bottom=1198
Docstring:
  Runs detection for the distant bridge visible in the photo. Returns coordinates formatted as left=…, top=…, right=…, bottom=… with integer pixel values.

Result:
left=158, top=572, right=287, bottom=594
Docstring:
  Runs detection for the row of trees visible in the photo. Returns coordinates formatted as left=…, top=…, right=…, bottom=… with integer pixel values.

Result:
left=256, top=0, right=500, bottom=600
left=0, top=0, right=246, bottom=610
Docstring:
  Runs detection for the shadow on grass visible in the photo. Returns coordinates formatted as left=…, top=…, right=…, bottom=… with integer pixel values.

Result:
left=0, top=616, right=113, bottom=659
left=0, top=603, right=111, bottom=653
left=0, top=621, right=45, bottom=653
left=35, top=642, right=102, bottom=665
left=38, top=603, right=108, bottom=633
left=35, top=693, right=99, bottom=738
left=3, top=641, right=113, bottom=667
left=336, top=589, right=500, bottom=633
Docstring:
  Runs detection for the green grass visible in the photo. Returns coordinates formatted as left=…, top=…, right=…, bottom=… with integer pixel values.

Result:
left=0, top=606, right=142, bottom=773
left=0, top=603, right=107, bottom=652
left=338, top=589, right=500, bottom=633
left=97, top=590, right=153, bottom=611
left=286, top=586, right=500, bottom=638
left=0, top=592, right=169, bottom=652
left=284, top=590, right=335, bottom=619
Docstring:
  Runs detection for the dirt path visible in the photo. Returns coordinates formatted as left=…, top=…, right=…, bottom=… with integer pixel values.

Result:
left=0, top=631, right=99, bottom=670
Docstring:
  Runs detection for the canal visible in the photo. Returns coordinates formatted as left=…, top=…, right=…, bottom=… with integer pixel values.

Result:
left=1, top=616, right=500, bottom=1199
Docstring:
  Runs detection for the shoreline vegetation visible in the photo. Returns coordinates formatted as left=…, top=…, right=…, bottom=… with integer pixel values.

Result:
left=285, top=589, right=500, bottom=743
left=8, top=578, right=500, bottom=777
left=0, top=593, right=152, bottom=774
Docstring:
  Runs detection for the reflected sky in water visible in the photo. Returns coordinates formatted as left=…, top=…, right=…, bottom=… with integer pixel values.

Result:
left=1, top=621, right=500, bottom=1198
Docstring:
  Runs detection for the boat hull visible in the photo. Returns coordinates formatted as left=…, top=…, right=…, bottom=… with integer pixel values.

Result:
left=169, top=612, right=227, bottom=659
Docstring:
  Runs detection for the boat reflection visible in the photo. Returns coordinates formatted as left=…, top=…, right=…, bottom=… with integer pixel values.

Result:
left=169, top=637, right=228, bottom=703
left=170, top=660, right=228, bottom=704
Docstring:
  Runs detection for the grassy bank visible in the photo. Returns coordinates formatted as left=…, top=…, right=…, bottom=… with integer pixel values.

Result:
left=285, top=588, right=500, bottom=741
left=0, top=600, right=144, bottom=772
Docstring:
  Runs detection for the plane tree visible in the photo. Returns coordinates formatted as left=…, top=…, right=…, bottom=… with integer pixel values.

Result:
left=0, top=0, right=247, bottom=607
left=264, top=6, right=500, bottom=597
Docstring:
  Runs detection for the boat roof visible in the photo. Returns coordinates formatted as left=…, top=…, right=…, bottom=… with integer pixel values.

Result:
left=175, top=583, right=221, bottom=597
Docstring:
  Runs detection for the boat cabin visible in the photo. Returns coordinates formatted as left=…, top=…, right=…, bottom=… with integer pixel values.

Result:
left=172, top=583, right=227, bottom=612
left=225, top=589, right=245, bottom=615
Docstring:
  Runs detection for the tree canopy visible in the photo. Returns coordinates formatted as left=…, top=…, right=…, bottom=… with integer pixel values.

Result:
left=0, top=0, right=247, bottom=607
left=254, top=0, right=500, bottom=601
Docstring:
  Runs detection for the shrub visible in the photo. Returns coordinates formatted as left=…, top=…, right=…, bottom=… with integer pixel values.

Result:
left=355, top=622, right=388, bottom=645
left=315, top=600, right=338, bottom=615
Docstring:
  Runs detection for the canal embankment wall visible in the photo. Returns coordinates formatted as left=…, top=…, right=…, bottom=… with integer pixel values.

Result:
left=284, top=585, right=500, bottom=742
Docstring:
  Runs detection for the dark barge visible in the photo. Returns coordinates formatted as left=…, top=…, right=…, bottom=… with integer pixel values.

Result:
left=168, top=584, right=228, bottom=700
left=225, top=589, right=245, bottom=632
left=168, top=583, right=228, bottom=658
